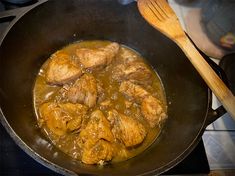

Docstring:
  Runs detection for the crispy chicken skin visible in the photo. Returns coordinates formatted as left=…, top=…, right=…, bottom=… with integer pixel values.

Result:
left=76, top=42, right=119, bottom=70
left=39, top=102, right=88, bottom=136
left=45, top=51, right=82, bottom=85
left=112, top=61, right=152, bottom=84
left=108, top=110, right=146, bottom=147
left=67, top=74, right=97, bottom=108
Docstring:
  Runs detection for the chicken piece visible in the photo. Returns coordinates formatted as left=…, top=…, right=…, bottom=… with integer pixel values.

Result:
left=78, top=110, right=115, bottom=164
left=76, top=42, right=120, bottom=70
left=119, top=81, right=166, bottom=128
left=108, top=110, right=146, bottom=147
left=100, top=42, right=120, bottom=64
left=141, top=96, right=167, bottom=128
left=120, top=48, right=138, bottom=64
left=67, top=74, right=97, bottom=108
left=100, top=99, right=112, bottom=110
left=97, top=80, right=106, bottom=103
left=79, top=110, right=114, bottom=143
left=119, top=81, right=149, bottom=102
left=45, top=51, right=82, bottom=85
left=124, top=100, right=133, bottom=109
left=81, top=139, right=114, bottom=165
left=39, top=102, right=88, bottom=136
left=112, top=61, right=152, bottom=84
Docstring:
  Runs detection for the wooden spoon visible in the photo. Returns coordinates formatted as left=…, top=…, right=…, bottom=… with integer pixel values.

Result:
left=138, top=0, right=235, bottom=120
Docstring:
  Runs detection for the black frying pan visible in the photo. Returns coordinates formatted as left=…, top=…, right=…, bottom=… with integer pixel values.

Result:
left=0, top=0, right=227, bottom=175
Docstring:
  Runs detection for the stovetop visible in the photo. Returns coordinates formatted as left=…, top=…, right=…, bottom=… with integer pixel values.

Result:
left=0, top=0, right=210, bottom=175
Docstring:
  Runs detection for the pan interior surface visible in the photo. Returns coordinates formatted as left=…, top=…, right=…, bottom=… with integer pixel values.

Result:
left=0, top=0, right=208, bottom=175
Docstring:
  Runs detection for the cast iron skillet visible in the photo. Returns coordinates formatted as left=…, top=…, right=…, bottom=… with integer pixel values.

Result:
left=0, top=0, right=228, bottom=175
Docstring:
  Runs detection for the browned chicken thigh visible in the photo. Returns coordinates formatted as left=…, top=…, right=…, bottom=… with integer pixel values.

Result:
left=39, top=102, right=88, bottom=136
left=112, top=61, right=152, bottom=84
left=67, top=74, right=98, bottom=108
left=107, top=110, right=146, bottom=147
left=45, top=51, right=82, bottom=85
left=76, top=42, right=120, bottom=70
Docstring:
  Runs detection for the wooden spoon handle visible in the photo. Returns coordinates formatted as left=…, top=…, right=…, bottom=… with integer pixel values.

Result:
left=178, top=38, right=235, bottom=120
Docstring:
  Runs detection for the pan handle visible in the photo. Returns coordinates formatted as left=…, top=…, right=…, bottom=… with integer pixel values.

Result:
left=185, top=35, right=229, bottom=127
left=0, top=6, right=30, bottom=21
left=0, top=0, right=47, bottom=22
left=204, top=56, right=228, bottom=127
left=206, top=106, right=226, bottom=127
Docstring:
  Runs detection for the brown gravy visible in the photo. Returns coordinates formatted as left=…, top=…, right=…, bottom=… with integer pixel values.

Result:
left=33, top=40, right=167, bottom=164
